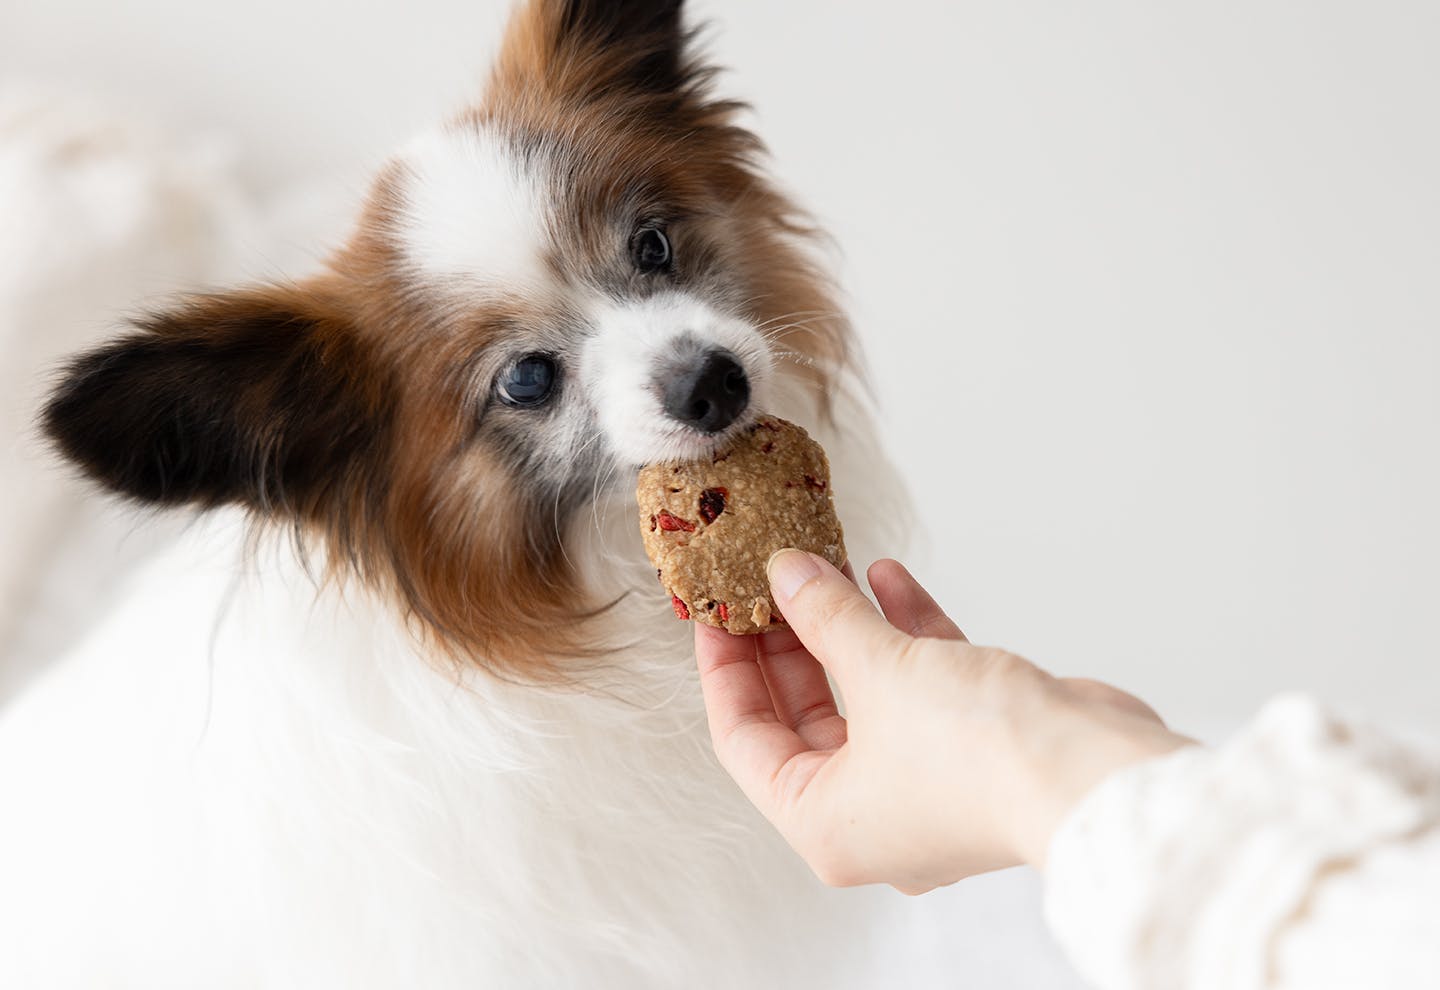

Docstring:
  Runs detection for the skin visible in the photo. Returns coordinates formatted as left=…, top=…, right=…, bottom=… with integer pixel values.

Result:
left=694, top=550, right=1193, bottom=894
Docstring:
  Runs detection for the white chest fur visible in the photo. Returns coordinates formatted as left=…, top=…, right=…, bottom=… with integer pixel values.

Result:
left=0, top=406, right=907, bottom=988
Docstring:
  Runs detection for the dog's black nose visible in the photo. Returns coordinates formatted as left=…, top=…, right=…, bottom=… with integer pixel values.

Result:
left=663, top=349, right=750, bottom=434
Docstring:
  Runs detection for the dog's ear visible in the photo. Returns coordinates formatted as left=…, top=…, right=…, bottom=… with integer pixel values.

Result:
left=42, top=286, right=389, bottom=515
left=557, top=0, right=686, bottom=94
left=494, top=0, right=692, bottom=104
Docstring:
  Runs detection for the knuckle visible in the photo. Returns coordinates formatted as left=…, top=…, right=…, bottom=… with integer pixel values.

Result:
left=805, top=587, right=872, bottom=634
left=890, top=634, right=928, bottom=669
left=972, top=645, right=1032, bottom=677
left=966, top=646, right=1052, bottom=699
left=709, top=726, right=738, bottom=767
left=788, top=695, right=837, bottom=730
left=909, top=610, right=961, bottom=640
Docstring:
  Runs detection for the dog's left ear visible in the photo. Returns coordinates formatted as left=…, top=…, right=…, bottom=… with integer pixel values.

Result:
left=495, top=0, right=691, bottom=103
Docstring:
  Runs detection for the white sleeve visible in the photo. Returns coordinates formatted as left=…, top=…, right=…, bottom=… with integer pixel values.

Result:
left=1041, top=695, right=1440, bottom=990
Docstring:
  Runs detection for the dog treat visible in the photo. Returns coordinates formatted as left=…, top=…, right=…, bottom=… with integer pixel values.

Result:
left=638, top=417, right=846, bottom=635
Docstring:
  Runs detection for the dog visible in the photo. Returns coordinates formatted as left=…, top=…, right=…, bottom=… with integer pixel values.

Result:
left=0, top=1, right=906, bottom=985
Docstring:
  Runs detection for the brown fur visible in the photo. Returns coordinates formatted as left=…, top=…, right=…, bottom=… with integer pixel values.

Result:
left=44, top=0, right=854, bottom=678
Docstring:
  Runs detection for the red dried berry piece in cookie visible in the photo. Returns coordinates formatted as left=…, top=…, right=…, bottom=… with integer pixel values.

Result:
left=672, top=595, right=691, bottom=620
left=656, top=511, right=696, bottom=533
left=717, top=602, right=730, bottom=624
left=698, top=487, right=728, bottom=524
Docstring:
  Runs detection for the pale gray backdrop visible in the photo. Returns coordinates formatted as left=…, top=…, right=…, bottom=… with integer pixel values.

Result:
left=9, top=0, right=1434, bottom=732
left=2, top=1, right=1436, bottom=984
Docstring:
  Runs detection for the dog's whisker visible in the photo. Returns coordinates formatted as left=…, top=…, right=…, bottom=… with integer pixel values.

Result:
left=556, top=429, right=608, bottom=569
left=750, top=309, right=844, bottom=334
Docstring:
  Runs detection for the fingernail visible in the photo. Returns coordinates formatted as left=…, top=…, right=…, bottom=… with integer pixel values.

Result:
left=766, top=548, right=821, bottom=604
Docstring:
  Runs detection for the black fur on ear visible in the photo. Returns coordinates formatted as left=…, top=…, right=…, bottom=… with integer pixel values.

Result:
left=557, top=0, right=688, bottom=94
left=41, top=287, right=392, bottom=516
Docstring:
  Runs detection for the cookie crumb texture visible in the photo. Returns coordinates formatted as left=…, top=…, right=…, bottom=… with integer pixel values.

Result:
left=637, top=417, right=846, bottom=635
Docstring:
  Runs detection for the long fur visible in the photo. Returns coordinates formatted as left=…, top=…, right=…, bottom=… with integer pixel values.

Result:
left=4, top=1, right=911, bottom=985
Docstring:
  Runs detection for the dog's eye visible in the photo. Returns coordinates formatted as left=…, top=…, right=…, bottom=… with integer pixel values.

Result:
left=498, top=355, right=557, bottom=407
left=631, top=227, right=673, bottom=274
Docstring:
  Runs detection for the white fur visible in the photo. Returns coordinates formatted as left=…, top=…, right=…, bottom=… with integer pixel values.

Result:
left=0, top=90, right=919, bottom=990
left=581, top=292, right=777, bottom=465
left=0, top=372, right=909, bottom=988
left=395, top=126, right=551, bottom=292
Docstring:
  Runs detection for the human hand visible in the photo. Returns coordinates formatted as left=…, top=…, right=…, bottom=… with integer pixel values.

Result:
left=694, top=551, right=1191, bottom=894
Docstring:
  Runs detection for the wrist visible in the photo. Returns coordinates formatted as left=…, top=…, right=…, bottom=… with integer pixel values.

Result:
left=1012, top=693, right=1191, bottom=870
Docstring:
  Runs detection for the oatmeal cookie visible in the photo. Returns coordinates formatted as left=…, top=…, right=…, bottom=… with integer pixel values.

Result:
left=637, top=417, right=846, bottom=634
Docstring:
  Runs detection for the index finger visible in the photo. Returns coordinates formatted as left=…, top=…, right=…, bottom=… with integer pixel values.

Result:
left=867, top=559, right=968, bottom=641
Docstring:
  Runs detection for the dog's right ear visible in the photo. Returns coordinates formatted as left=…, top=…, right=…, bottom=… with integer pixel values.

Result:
left=42, top=286, right=389, bottom=515
left=492, top=0, right=694, bottom=107
left=555, top=0, right=687, bottom=94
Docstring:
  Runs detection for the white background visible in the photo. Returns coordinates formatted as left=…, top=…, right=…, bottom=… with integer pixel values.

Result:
left=3, top=1, right=1436, bottom=985
left=7, top=0, right=1435, bottom=734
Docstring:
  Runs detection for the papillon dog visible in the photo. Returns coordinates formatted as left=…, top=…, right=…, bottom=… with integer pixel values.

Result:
left=1, top=0, right=905, bottom=985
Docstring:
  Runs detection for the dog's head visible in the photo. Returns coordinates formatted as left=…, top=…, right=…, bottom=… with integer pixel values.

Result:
left=42, top=0, right=851, bottom=669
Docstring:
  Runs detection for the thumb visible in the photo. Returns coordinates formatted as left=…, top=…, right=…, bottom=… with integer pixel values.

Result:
left=767, top=550, right=912, bottom=681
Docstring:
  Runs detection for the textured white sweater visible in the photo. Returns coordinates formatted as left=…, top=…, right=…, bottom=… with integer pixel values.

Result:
left=1044, top=695, right=1440, bottom=989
